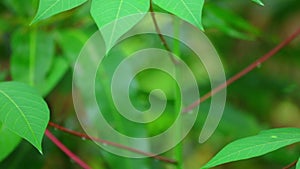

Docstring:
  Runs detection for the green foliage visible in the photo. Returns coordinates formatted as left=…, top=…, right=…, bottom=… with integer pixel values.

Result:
left=31, top=0, right=87, bottom=24
left=297, top=157, right=300, bottom=169
left=0, top=122, right=21, bottom=162
left=11, top=29, right=68, bottom=97
left=0, top=82, right=50, bottom=154
left=202, top=128, right=300, bottom=168
left=153, top=0, right=204, bottom=30
left=90, top=0, right=149, bottom=50
left=203, top=4, right=260, bottom=40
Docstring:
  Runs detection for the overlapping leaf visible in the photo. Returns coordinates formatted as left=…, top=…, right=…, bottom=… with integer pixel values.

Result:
left=202, top=128, right=300, bottom=168
left=90, top=0, right=149, bottom=50
left=153, top=0, right=204, bottom=30
left=0, top=82, right=50, bottom=153
left=32, top=0, right=87, bottom=23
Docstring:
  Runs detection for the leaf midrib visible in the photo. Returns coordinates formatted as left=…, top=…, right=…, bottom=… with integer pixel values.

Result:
left=0, top=89, right=38, bottom=145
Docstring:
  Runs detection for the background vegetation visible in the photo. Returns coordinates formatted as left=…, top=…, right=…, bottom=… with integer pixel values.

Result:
left=0, top=0, right=299, bottom=169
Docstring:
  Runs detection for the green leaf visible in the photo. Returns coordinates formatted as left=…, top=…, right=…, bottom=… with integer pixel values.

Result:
left=297, top=157, right=300, bottom=169
left=202, top=128, right=300, bottom=169
left=0, top=81, right=50, bottom=153
left=90, top=0, right=149, bottom=50
left=252, top=0, right=264, bottom=6
left=0, top=122, right=21, bottom=162
left=153, top=0, right=204, bottom=30
left=11, top=29, right=60, bottom=96
left=32, top=0, right=87, bottom=24
left=42, top=57, right=69, bottom=95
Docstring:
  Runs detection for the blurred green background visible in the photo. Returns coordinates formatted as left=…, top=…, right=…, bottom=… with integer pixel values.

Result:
left=0, top=0, right=300, bottom=169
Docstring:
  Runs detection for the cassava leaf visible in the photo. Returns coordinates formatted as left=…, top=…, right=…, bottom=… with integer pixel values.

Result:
left=0, top=82, right=50, bottom=153
left=153, top=0, right=204, bottom=30
left=0, top=122, right=21, bottom=162
left=202, top=128, right=300, bottom=169
left=32, top=0, right=87, bottom=23
left=90, top=0, right=149, bottom=50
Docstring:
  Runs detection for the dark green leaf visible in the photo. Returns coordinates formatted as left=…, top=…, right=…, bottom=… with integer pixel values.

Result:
left=153, top=0, right=204, bottom=30
left=0, top=82, right=50, bottom=153
left=0, top=122, right=21, bottom=162
left=202, top=128, right=300, bottom=169
left=32, top=0, right=87, bottom=23
left=297, top=157, right=300, bottom=169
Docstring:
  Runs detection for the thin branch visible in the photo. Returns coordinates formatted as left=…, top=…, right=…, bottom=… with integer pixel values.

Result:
left=48, top=122, right=178, bottom=165
left=183, top=27, right=300, bottom=113
left=45, top=129, right=91, bottom=169
left=282, top=159, right=298, bottom=169
left=149, top=0, right=179, bottom=64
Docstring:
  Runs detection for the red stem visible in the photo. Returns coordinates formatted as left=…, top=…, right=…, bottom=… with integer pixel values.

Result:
left=45, top=129, right=91, bottom=169
left=183, top=27, right=300, bottom=113
left=48, top=122, right=177, bottom=164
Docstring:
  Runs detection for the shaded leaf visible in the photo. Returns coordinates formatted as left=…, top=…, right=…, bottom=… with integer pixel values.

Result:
left=202, top=128, right=300, bottom=169
left=56, top=30, right=89, bottom=66
left=90, top=0, right=149, bottom=50
left=203, top=4, right=260, bottom=40
left=297, top=157, right=300, bottom=169
left=0, top=122, right=21, bottom=162
left=0, top=82, right=50, bottom=153
left=11, top=29, right=65, bottom=96
left=153, top=0, right=204, bottom=30
left=32, top=0, right=87, bottom=23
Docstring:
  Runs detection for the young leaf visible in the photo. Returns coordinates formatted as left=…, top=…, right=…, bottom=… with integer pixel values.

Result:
left=0, top=82, right=50, bottom=153
left=32, top=0, right=87, bottom=24
left=0, top=122, right=21, bottom=162
left=297, top=157, right=300, bottom=169
left=252, top=0, right=264, bottom=6
left=152, top=0, right=204, bottom=30
left=202, top=128, right=300, bottom=169
left=90, top=0, right=149, bottom=50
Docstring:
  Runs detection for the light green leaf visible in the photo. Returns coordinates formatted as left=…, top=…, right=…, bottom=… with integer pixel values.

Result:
left=0, top=122, right=21, bottom=162
left=153, top=0, right=204, bottom=30
left=202, top=128, right=300, bottom=169
left=252, top=0, right=264, bottom=6
left=90, top=0, right=149, bottom=50
left=11, top=29, right=60, bottom=97
left=0, top=82, right=50, bottom=153
left=297, top=157, right=300, bottom=169
left=32, top=0, right=87, bottom=23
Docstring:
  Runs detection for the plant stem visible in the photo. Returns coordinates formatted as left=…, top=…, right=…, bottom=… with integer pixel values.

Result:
left=48, top=122, right=178, bottom=164
left=183, top=26, right=300, bottom=113
left=45, top=129, right=91, bottom=169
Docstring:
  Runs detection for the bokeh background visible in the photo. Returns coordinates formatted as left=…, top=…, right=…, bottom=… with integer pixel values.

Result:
left=0, top=0, right=300, bottom=169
